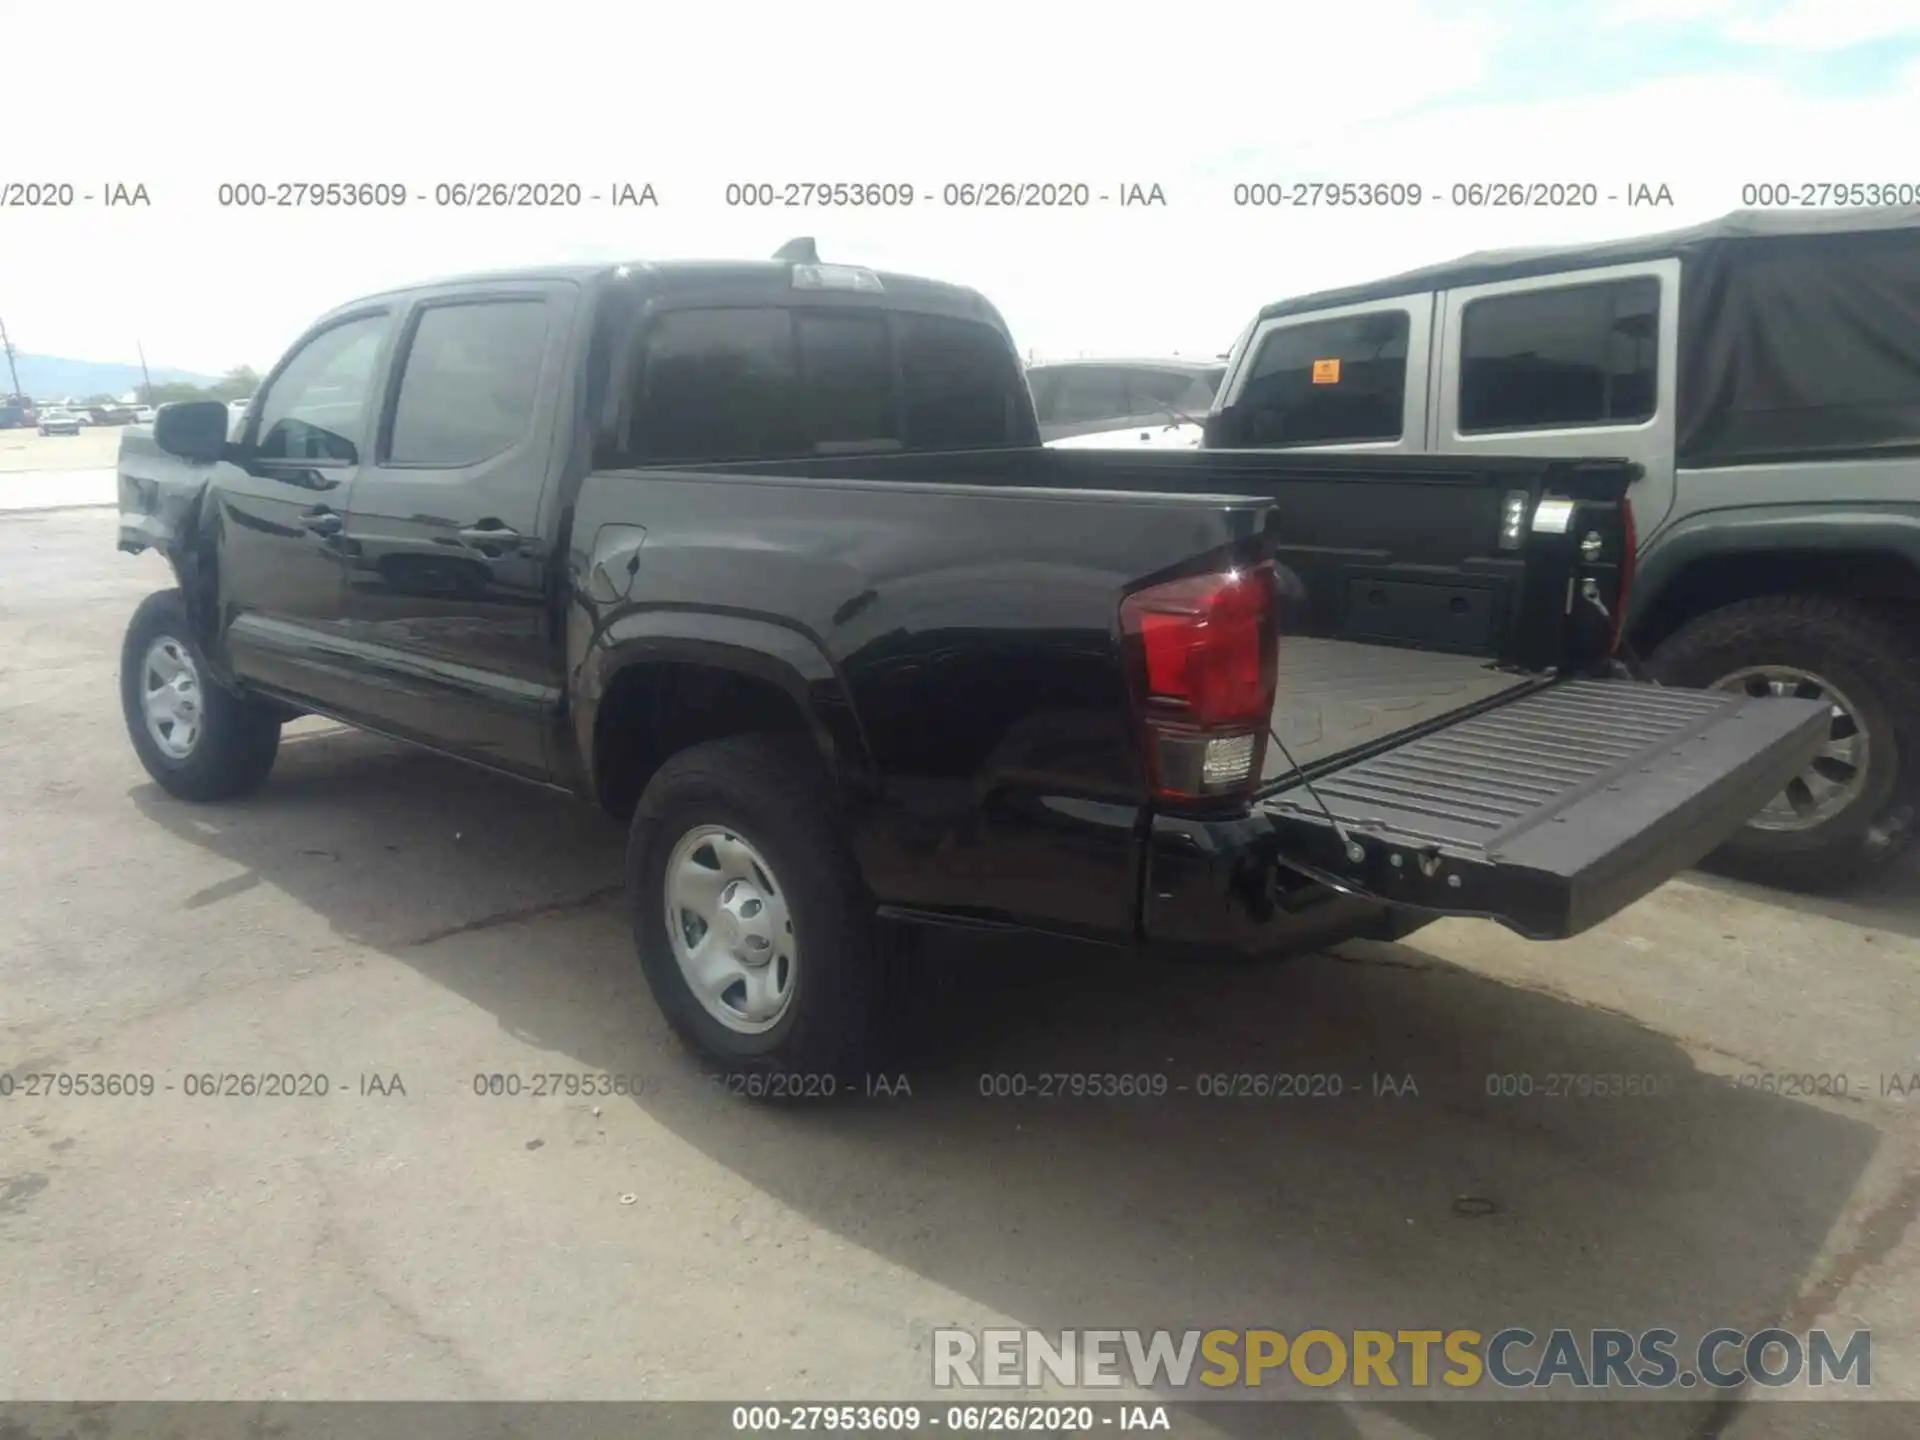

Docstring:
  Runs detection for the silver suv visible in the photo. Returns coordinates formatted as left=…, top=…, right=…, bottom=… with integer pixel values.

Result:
left=1208, top=207, right=1920, bottom=892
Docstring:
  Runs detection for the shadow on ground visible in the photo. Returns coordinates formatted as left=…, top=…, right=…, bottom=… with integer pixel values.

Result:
left=131, top=728, right=1898, bottom=1440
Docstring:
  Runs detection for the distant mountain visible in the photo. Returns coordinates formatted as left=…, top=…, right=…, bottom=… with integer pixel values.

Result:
left=10, top=353, right=223, bottom=401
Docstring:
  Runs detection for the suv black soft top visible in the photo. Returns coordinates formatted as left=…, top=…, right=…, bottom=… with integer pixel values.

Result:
left=1253, top=205, right=1920, bottom=320
left=1249, top=206, right=1920, bottom=468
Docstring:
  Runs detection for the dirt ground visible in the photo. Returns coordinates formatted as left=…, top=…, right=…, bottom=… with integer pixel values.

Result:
left=2, top=505, right=1917, bottom=1438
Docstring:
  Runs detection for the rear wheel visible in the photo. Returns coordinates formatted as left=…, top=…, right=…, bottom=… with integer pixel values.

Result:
left=1646, top=595, right=1920, bottom=891
left=626, top=734, right=883, bottom=1089
left=120, top=589, right=282, bottom=801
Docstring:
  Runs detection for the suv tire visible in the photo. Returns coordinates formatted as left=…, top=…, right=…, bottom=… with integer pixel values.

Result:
left=1647, top=595, right=1920, bottom=892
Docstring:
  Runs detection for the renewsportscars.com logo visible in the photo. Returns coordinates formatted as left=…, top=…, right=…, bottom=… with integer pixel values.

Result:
left=932, top=1327, right=1872, bottom=1392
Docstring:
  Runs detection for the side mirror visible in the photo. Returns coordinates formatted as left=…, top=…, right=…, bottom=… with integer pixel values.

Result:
left=152, top=400, right=231, bottom=464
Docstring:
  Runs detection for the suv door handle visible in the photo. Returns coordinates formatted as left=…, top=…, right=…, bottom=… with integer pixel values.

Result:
left=301, top=507, right=343, bottom=536
left=459, top=522, right=521, bottom=547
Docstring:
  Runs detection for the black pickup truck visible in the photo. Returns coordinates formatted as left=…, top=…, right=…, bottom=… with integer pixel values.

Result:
left=116, top=245, right=1829, bottom=1080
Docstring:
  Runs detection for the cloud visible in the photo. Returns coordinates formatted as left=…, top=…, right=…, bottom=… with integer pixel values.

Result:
left=3, top=0, right=1915, bottom=372
left=1724, top=0, right=1920, bottom=51
left=1600, top=0, right=1920, bottom=49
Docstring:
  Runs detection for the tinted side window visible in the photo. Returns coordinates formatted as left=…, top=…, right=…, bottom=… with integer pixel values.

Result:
left=1052, top=368, right=1133, bottom=424
left=899, top=314, right=1019, bottom=449
left=255, top=315, right=387, bottom=463
left=1459, top=278, right=1659, bottom=432
left=632, top=308, right=804, bottom=463
left=1128, top=368, right=1217, bottom=415
left=388, top=300, right=550, bottom=466
left=1238, top=312, right=1410, bottom=445
left=1026, top=369, right=1061, bottom=422
left=797, top=311, right=898, bottom=452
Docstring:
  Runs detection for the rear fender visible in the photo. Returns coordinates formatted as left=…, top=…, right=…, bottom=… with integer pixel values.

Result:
left=575, top=609, right=875, bottom=804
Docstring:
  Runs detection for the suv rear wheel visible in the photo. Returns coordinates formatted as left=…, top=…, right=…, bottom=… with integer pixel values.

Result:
left=1647, top=595, right=1920, bottom=892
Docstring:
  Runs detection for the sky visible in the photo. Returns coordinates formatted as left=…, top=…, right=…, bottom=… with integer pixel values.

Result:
left=3, top=0, right=1918, bottom=376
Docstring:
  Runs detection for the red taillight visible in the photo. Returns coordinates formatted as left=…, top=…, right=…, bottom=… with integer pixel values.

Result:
left=1120, top=562, right=1279, bottom=802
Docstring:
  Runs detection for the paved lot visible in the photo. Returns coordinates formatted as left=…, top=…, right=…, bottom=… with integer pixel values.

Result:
left=3, top=504, right=1918, bottom=1436
left=0, top=427, right=120, bottom=511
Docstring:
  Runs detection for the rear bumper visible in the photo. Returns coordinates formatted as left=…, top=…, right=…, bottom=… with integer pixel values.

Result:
left=1142, top=811, right=1431, bottom=961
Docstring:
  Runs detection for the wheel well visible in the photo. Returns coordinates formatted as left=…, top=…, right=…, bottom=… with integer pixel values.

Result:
left=1631, top=548, right=1920, bottom=653
left=592, top=661, right=815, bottom=820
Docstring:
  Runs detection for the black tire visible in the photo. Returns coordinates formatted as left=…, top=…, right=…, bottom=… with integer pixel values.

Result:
left=627, top=734, right=883, bottom=1087
left=1646, top=595, right=1920, bottom=892
left=120, top=589, right=282, bottom=802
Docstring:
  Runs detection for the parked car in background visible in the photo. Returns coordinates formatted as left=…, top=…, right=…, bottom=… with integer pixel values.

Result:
left=1049, top=418, right=1205, bottom=450
left=132, top=405, right=157, bottom=425
left=226, top=397, right=252, bottom=438
left=38, top=407, right=82, bottom=436
left=0, top=403, right=34, bottom=429
left=1028, top=357, right=1224, bottom=443
left=1205, top=206, right=1920, bottom=891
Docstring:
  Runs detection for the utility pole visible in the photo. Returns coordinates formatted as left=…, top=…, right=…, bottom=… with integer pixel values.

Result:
left=0, top=316, right=21, bottom=400
left=136, top=341, right=153, bottom=402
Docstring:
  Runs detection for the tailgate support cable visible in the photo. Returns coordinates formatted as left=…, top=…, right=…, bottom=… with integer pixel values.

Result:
left=1269, top=725, right=1363, bottom=863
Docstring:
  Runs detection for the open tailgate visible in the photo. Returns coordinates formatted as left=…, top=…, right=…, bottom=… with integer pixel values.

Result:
left=1258, top=680, right=1830, bottom=938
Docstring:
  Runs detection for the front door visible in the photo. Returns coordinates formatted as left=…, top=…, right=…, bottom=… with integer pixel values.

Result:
left=216, top=309, right=393, bottom=713
left=333, top=283, right=576, bottom=778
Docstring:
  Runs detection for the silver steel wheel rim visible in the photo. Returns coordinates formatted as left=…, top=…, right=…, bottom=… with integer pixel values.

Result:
left=141, top=635, right=205, bottom=761
left=1712, top=665, right=1870, bottom=832
left=663, top=824, right=797, bottom=1034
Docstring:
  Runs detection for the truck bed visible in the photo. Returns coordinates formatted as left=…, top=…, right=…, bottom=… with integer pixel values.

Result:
left=691, top=445, right=1635, bottom=772
left=1265, top=637, right=1536, bottom=779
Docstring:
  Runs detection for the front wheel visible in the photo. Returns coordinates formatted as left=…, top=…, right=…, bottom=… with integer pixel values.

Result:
left=627, top=735, right=885, bottom=1087
left=1646, top=595, right=1920, bottom=891
left=120, top=589, right=282, bottom=801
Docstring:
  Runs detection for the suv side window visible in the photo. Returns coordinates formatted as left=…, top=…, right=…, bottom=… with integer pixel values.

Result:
left=1128, top=368, right=1216, bottom=417
left=388, top=299, right=551, bottom=467
left=254, top=314, right=388, bottom=463
left=1458, top=277, right=1659, bottom=433
left=1238, top=311, right=1411, bottom=445
left=1026, top=369, right=1061, bottom=423
left=899, top=313, right=1020, bottom=448
left=1052, top=367, right=1134, bottom=425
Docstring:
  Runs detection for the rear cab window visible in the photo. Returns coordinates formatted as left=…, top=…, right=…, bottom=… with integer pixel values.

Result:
left=613, top=300, right=1027, bottom=465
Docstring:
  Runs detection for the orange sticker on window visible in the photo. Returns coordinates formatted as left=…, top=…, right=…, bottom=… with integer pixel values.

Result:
left=1311, top=358, right=1341, bottom=384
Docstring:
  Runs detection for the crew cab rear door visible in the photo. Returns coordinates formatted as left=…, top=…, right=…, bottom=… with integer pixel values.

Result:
left=1254, top=677, right=1828, bottom=938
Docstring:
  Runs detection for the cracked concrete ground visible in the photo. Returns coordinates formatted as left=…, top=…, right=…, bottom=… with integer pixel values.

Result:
left=2, top=506, right=1918, bottom=1438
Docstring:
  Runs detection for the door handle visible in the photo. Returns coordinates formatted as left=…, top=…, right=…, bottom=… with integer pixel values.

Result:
left=459, top=522, right=521, bottom=548
left=301, top=507, right=343, bottom=537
